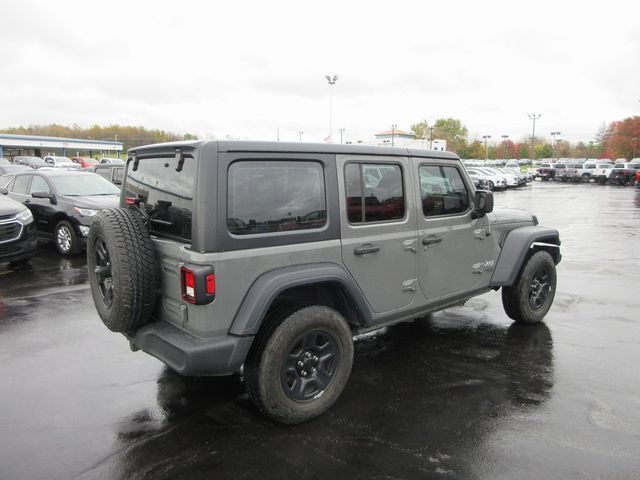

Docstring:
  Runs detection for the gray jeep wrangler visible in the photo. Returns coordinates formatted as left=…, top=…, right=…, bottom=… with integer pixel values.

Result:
left=87, top=141, right=561, bottom=424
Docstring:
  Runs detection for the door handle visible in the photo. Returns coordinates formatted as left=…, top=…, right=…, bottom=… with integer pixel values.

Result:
left=354, top=244, right=380, bottom=255
left=422, top=237, right=442, bottom=246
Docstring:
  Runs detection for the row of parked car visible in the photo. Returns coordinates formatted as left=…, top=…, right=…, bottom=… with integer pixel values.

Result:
left=532, top=159, right=640, bottom=185
left=0, top=156, right=125, bottom=265
left=462, top=164, right=533, bottom=190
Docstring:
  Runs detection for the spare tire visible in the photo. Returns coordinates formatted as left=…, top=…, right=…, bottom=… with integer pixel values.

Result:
left=87, top=208, right=159, bottom=333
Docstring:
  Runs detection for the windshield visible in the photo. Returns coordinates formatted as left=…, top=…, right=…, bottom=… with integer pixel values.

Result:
left=50, top=174, right=120, bottom=196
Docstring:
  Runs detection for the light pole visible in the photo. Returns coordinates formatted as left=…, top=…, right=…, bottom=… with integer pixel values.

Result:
left=482, top=135, right=492, bottom=161
left=501, top=134, right=509, bottom=160
left=298, top=131, right=304, bottom=142
left=528, top=113, right=542, bottom=159
left=391, top=124, right=397, bottom=147
left=428, top=126, right=435, bottom=149
left=550, top=131, right=561, bottom=159
left=325, top=74, right=339, bottom=142
left=338, top=128, right=345, bottom=144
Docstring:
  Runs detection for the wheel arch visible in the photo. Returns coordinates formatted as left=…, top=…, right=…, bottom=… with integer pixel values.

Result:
left=229, top=263, right=373, bottom=337
left=490, top=226, right=561, bottom=287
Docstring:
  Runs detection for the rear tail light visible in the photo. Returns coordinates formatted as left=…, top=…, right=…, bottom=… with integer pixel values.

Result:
left=180, top=265, right=215, bottom=305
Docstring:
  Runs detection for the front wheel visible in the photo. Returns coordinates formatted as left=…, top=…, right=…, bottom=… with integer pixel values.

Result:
left=244, top=305, right=354, bottom=424
left=54, top=220, right=80, bottom=255
left=502, top=250, right=557, bottom=324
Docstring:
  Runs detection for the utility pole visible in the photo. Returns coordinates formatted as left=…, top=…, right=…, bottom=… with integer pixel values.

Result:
left=482, top=135, right=492, bottom=161
left=391, top=124, right=397, bottom=147
left=528, top=113, right=542, bottom=159
left=429, top=126, right=435, bottom=149
left=550, top=131, right=561, bottom=159
left=338, top=128, right=345, bottom=144
left=501, top=134, right=509, bottom=160
left=298, top=131, right=303, bottom=142
left=325, top=74, right=339, bottom=141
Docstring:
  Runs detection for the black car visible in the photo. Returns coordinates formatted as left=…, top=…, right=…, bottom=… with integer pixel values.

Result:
left=0, top=192, right=38, bottom=264
left=2, top=170, right=120, bottom=255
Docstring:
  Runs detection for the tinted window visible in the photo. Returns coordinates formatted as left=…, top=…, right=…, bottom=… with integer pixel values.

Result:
left=345, top=163, right=404, bottom=223
left=227, top=161, right=326, bottom=235
left=419, top=165, right=469, bottom=217
left=29, top=176, right=50, bottom=194
left=126, top=156, right=195, bottom=242
left=11, top=175, right=31, bottom=194
left=50, top=175, right=120, bottom=196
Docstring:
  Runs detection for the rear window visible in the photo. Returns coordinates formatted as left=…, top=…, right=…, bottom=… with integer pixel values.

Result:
left=227, top=161, right=326, bottom=235
left=126, top=155, right=195, bottom=242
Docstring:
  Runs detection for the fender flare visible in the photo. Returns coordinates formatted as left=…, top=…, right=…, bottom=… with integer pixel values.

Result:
left=490, top=226, right=561, bottom=287
left=229, top=262, right=374, bottom=336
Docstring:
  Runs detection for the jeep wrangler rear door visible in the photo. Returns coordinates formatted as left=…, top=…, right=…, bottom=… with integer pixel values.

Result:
left=337, top=156, right=418, bottom=314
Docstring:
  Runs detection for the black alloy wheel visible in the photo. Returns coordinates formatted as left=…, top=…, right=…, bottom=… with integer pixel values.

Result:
left=93, top=235, right=113, bottom=308
left=528, top=266, right=552, bottom=311
left=281, top=330, right=339, bottom=401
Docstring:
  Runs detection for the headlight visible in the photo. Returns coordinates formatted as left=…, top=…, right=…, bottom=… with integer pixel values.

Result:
left=73, top=207, right=99, bottom=216
left=17, top=208, right=33, bottom=224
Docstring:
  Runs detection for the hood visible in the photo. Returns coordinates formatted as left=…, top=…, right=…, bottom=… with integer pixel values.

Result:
left=62, top=194, right=120, bottom=209
left=0, top=194, right=28, bottom=216
left=488, top=207, right=536, bottom=226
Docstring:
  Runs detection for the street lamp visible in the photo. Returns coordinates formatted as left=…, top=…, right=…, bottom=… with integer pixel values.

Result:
left=298, top=130, right=304, bottom=142
left=428, top=126, right=435, bottom=149
left=338, top=128, right=345, bottom=144
left=528, top=113, right=542, bottom=159
left=391, top=124, right=397, bottom=147
left=550, top=131, right=561, bottom=159
left=482, top=135, right=492, bottom=161
left=501, top=134, right=509, bottom=160
left=325, top=74, right=339, bottom=142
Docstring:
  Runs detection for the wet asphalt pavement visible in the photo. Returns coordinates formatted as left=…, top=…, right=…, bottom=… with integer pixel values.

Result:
left=1, top=182, right=639, bottom=480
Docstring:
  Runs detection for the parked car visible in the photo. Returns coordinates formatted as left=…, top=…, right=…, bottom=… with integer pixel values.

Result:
left=0, top=158, right=11, bottom=165
left=13, top=156, right=48, bottom=169
left=592, top=163, right=615, bottom=184
left=87, top=140, right=561, bottom=424
left=537, top=163, right=556, bottom=181
left=70, top=156, right=99, bottom=168
left=92, top=164, right=125, bottom=186
left=608, top=163, right=640, bottom=185
left=3, top=170, right=120, bottom=255
left=0, top=191, right=38, bottom=264
left=43, top=156, right=81, bottom=170
left=99, top=157, right=125, bottom=165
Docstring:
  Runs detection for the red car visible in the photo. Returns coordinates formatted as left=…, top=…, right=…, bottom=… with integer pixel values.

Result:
left=70, top=156, right=99, bottom=168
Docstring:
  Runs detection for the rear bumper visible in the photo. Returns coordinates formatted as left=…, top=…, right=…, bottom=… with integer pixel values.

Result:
left=133, top=321, right=254, bottom=376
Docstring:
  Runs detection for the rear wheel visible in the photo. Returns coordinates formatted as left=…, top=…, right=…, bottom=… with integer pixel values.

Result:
left=244, top=305, right=354, bottom=424
left=502, top=250, right=557, bottom=324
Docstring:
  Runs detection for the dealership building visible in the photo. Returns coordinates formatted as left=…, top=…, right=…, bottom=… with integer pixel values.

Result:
left=0, top=133, right=123, bottom=160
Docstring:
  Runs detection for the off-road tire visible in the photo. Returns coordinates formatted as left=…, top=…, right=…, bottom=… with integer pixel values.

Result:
left=87, top=208, right=158, bottom=333
left=244, top=305, right=354, bottom=424
left=54, top=220, right=80, bottom=255
left=502, top=250, right=557, bottom=325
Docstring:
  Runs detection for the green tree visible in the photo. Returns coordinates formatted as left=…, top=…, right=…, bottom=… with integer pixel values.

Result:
left=432, top=118, right=468, bottom=153
left=410, top=120, right=431, bottom=140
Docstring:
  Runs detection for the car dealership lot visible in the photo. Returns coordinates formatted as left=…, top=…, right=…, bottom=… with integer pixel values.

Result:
left=0, top=182, right=639, bottom=480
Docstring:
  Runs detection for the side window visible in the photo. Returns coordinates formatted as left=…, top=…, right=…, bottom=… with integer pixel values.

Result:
left=11, top=175, right=31, bottom=195
left=345, top=163, right=404, bottom=223
left=227, top=161, right=326, bottom=235
left=419, top=165, right=469, bottom=217
left=29, top=176, right=50, bottom=194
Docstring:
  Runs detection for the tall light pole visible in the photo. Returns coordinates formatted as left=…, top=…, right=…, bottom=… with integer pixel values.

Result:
left=482, top=135, right=492, bottom=161
left=338, top=128, right=345, bottom=144
left=501, top=134, right=509, bottom=160
left=428, top=126, right=435, bottom=149
left=391, top=124, right=397, bottom=147
left=528, top=113, right=542, bottom=159
left=298, top=130, right=304, bottom=142
left=550, top=131, right=561, bottom=159
left=325, top=74, right=339, bottom=142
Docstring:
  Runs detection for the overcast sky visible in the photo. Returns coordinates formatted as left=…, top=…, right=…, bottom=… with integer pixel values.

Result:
left=1, top=0, right=638, bottom=146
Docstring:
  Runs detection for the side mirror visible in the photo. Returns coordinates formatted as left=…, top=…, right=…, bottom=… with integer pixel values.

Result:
left=0, top=187, right=8, bottom=195
left=472, top=190, right=493, bottom=219
left=32, top=191, right=57, bottom=204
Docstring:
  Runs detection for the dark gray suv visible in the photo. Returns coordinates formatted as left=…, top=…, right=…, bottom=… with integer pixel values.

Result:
left=88, top=141, right=561, bottom=424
